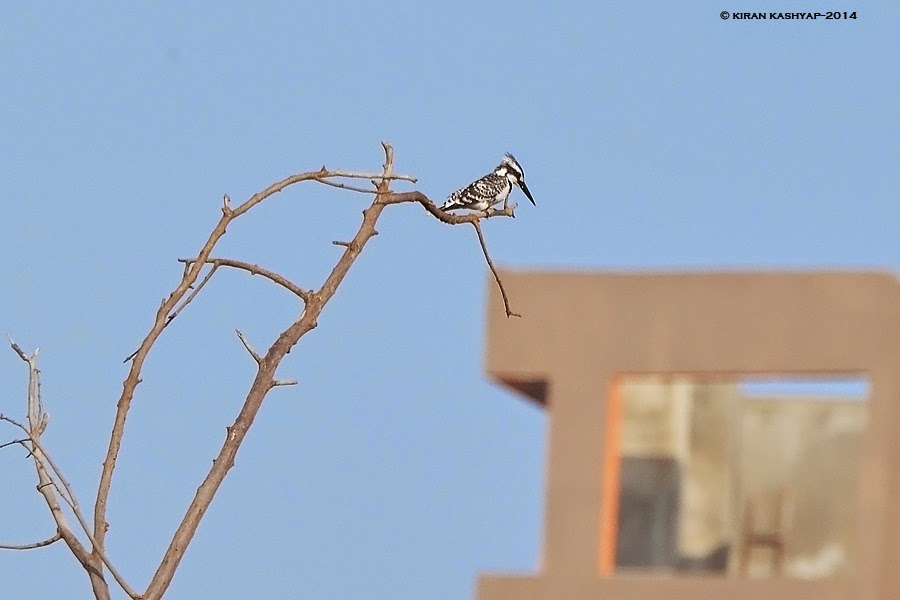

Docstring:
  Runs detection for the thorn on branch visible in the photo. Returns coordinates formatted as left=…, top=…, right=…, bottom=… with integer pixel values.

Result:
left=272, top=379, right=298, bottom=387
left=332, top=240, right=351, bottom=248
left=235, top=329, right=262, bottom=365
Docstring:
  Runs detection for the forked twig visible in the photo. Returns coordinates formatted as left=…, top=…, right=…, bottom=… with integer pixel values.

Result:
left=0, top=438, right=28, bottom=451
left=9, top=340, right=138, bottom=599
left=178, top=258, right=310, bottom=302
left=167, top=262, right=220, bottom=325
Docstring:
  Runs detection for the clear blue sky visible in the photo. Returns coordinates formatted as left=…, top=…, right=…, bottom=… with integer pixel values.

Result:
left=1, top=2, right=896, bottom=599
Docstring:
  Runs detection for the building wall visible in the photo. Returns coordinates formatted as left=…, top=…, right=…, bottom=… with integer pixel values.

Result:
left=478, top=270, right=899, bottom=600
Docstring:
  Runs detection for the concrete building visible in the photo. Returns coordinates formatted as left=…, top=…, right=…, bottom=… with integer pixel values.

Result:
left=476, top=270, right=898, bottom=600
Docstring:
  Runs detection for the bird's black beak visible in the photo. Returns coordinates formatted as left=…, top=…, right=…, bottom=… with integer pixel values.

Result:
left=518, top=180, right=536, bottom=205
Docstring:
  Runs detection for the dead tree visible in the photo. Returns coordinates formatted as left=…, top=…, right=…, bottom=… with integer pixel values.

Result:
left=0, top=142, right=520, bottom=600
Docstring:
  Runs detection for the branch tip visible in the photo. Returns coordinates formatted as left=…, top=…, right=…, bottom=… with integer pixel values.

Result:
left=0, top=532, right=62, bottom=551
left=471, top=220, right=520, bottom=318
left=235, top=329, right=262, bottom=365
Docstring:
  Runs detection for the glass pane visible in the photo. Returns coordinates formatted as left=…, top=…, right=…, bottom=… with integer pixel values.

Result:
left=608, top=374, right=868, bottom=579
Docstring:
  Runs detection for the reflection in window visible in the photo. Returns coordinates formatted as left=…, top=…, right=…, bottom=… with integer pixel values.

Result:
left=609, top=375, right=868, bottom=579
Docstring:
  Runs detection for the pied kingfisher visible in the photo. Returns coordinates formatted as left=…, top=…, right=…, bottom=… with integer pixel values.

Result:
left=440, top=153, right=535, bottom=212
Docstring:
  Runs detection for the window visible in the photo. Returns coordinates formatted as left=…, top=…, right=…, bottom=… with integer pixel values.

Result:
left=600, top=374, right=869, bottom=579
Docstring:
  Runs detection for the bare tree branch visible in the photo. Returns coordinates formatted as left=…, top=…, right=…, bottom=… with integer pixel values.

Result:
left=235, top=329, right=262, bottom=365
left=314, top=177, right=378, bottom=194
left=377, top=191, right=520, bottom=316
left=0, top=413, right=28, bottom=434
left=323, top=168, right=416, bottom=182
left=95, top=165, right=371, bottom=555
left=7, top=336, right=30, bottom=362
left=471, top=220, right=520, bottom=318
left=377, top=190, right=516, bottom=222
left=166, top=262, right=220, bottom=325
left=7, top=144, right=523, bottom=600
left=178, top=258, right=310, bottom=302
left=25, top=432, right=134, bottom=599
left=0, top=532, right=62, bottom=551
left=7, top=341, right=117, bottom=600
left=142, top=142, right=404, bottom=600
left=111, top=157, right=521, bottom=599
left=0, top=437, right=28, bottom=451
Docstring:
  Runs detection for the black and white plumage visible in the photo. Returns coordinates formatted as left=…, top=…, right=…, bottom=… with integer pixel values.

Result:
left=440, top=153, right=535, bottom=212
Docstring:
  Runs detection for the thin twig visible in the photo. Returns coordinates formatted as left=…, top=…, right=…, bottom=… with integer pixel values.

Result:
left=272, top=379, right=298, bottom=387
left=0, top=532, right=62, bottom=551
left=235, top=330, right=262, bottom=365
left=178, top=258, right=310, bottom=302
left=472, top=220, right=520, bottom=318
left=323, top=169, right=416, bottom=182
left=167, top=263, right=220, bottom=325
left=314, top=177, right=378, bottom=194
left=31, top=435, right=82, bottom=512
left=332, top=240, right=352, bottom=247
left=0, top=438, right=28, bottom=451
left=7, top=336, right=31, bottom=362
left=0, top=414, right=28, bottom=434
